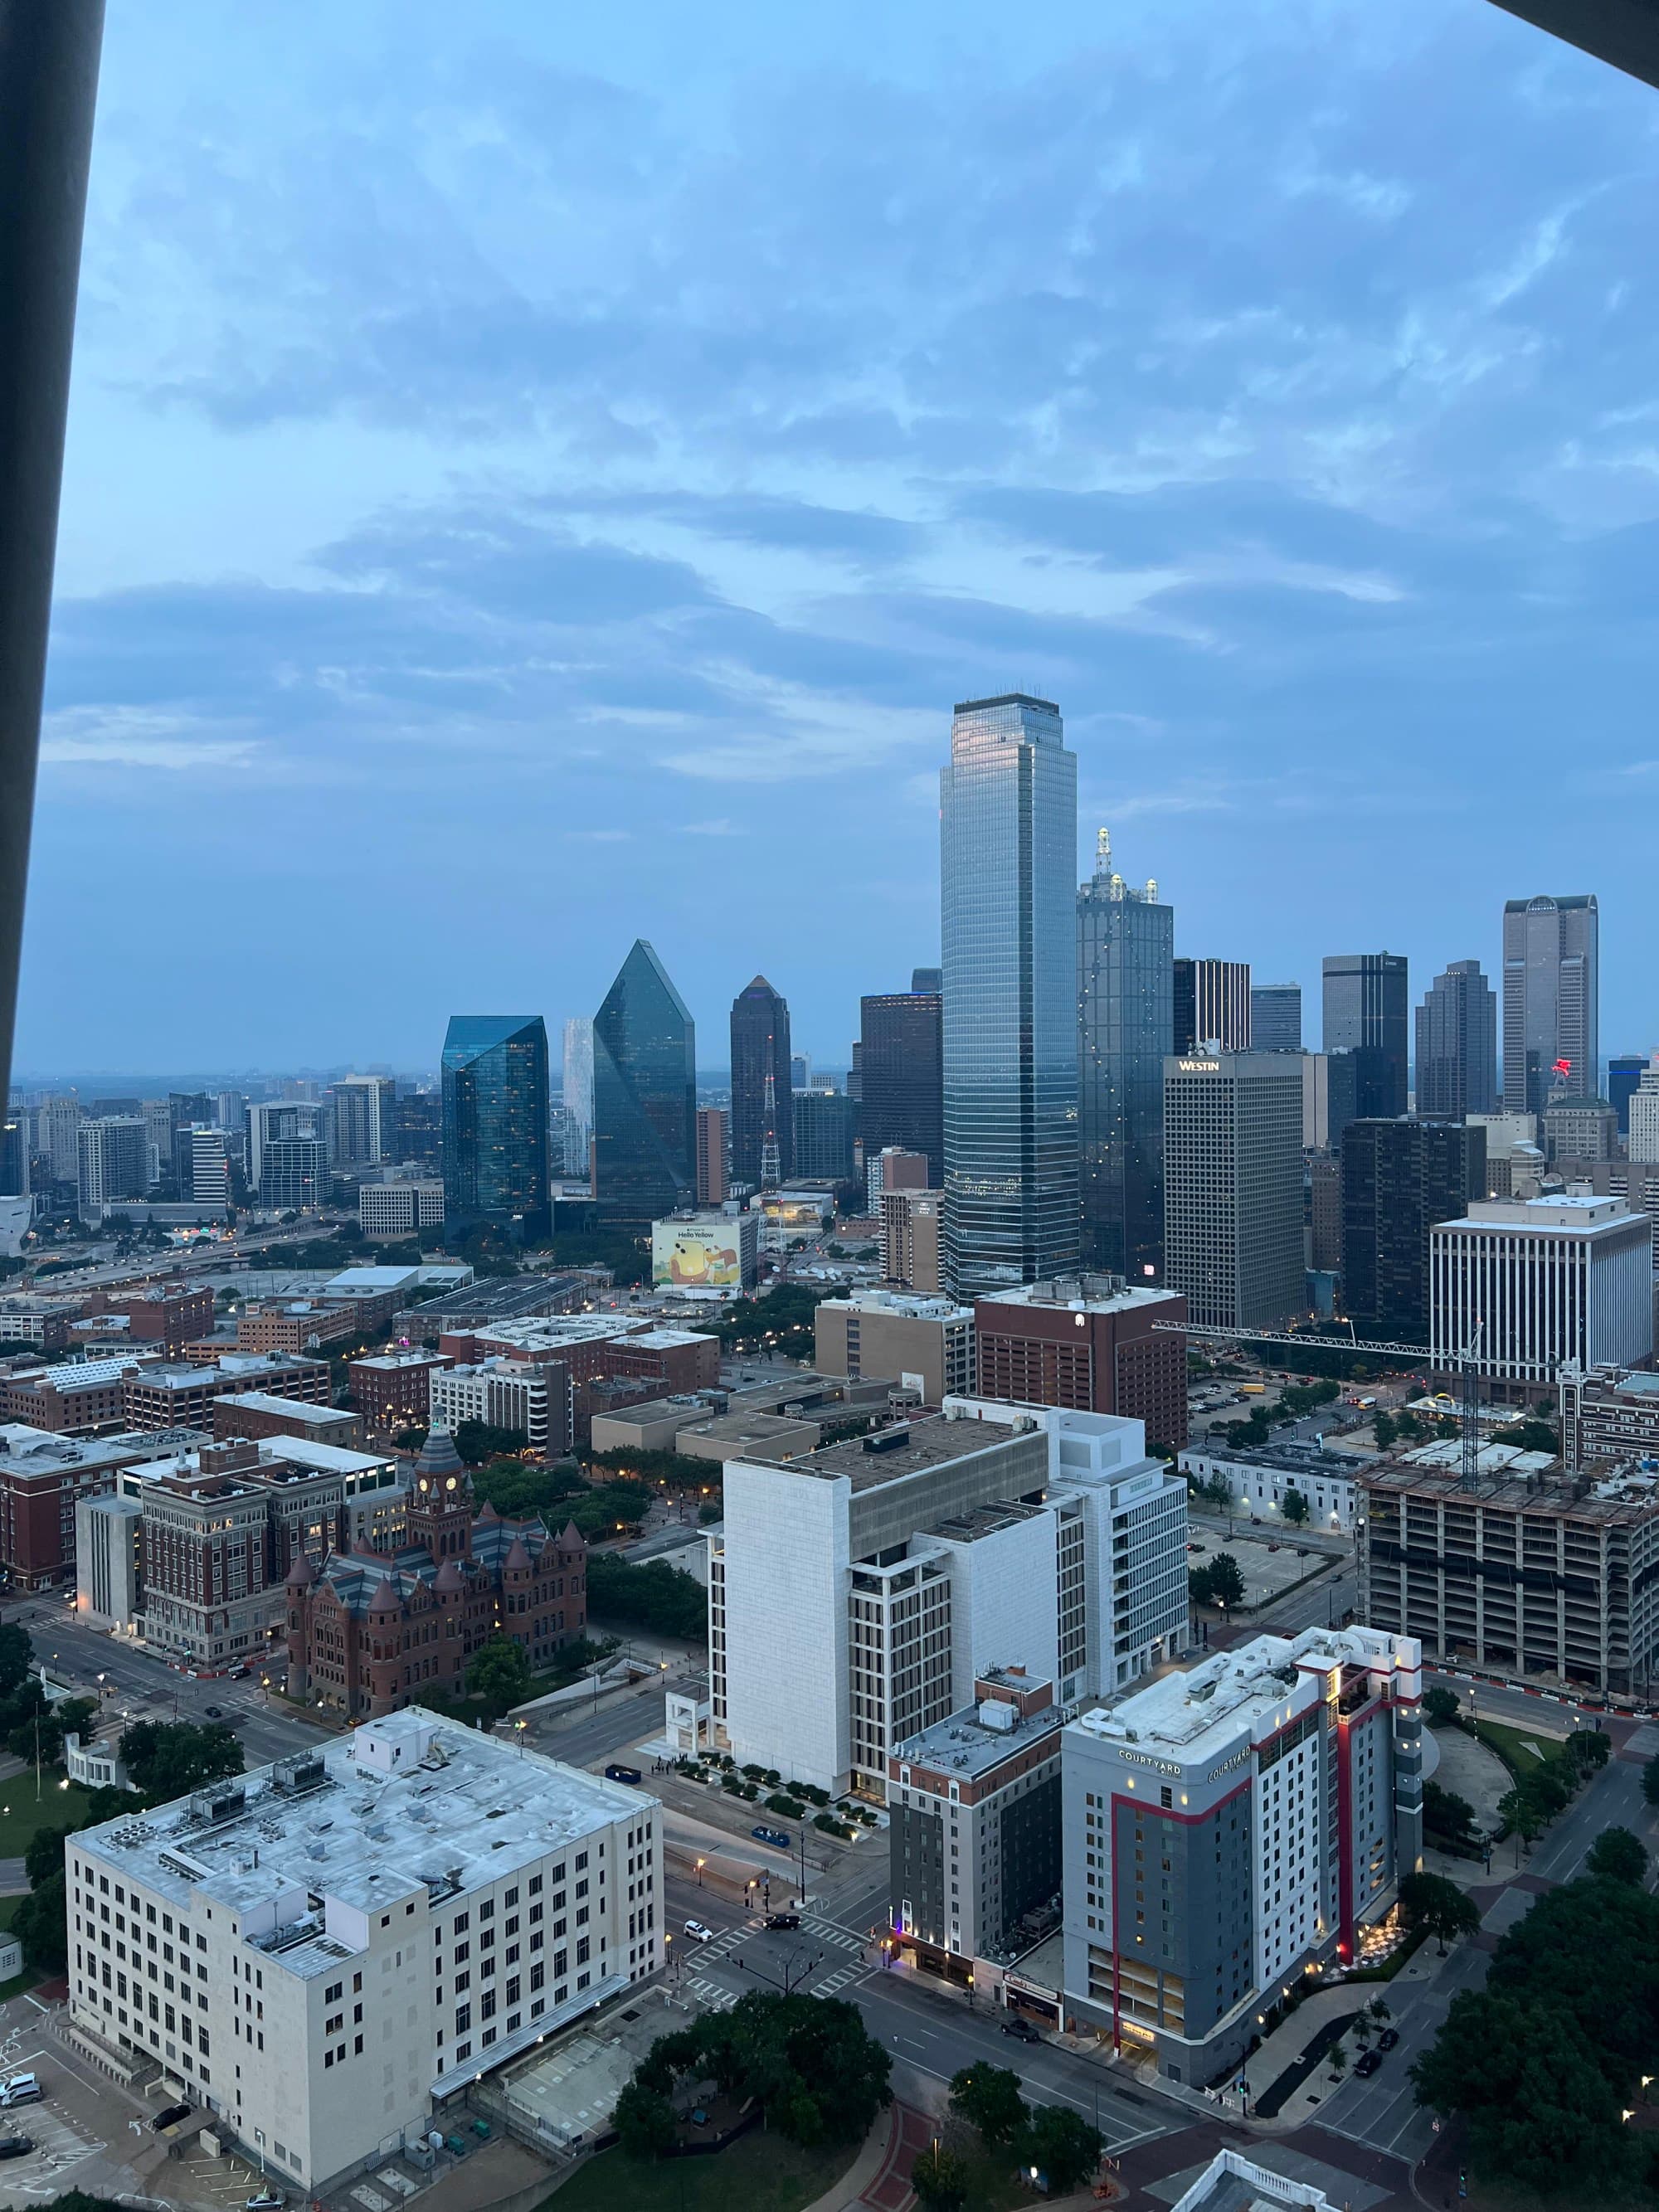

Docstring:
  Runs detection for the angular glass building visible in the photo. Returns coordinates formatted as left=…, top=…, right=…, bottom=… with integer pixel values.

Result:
left=729, top=975, right=792, bottom=1188
left=1078, top=827, right=1172, bottom=1279
left=859, top=988, right=943, bottom=1184
left=593, top=941, right=697, bottom=1222
left=940, top=693, right=1080, bottom=1294
left=440, top=1015, right=551, bottom=1234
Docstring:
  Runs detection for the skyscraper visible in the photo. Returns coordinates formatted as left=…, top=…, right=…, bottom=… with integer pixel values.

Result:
left=329, top=1074, right=394, bottom=1169
left=859, top=989, right=943, bottom=1184
left=1078, top=826, right=1172, bottom=1278
left=729, top=975, right=792, bottom=1189
left=1502, top=894, right=1599, bottom=1116
left=591, top=941, right=696, bottom=1223
left=910, top=966, right=942, bottom=995
left=792, top=1090, right=858, bottom=1181
left=1341, top=1119, right=1486, bottom=1344
left=1322, top=952, right=1408, bottom=1120
left=941, top=693, right=1079, bottom=1294
left=1162, top=1053, right=1305, bottom=1330
left=1414, top=960, right=1498, bottom=1120
left=561, top=1016, right=594, bottom=1179
left=1249, top=983, right=1301, bottom=1052
left=440, top=1015, right=552, bottom=1234
left=1173, top=960, right=1251, bottom=1053
left=695, top=1106, right=727, bottom=1204
left=1609, top=1055, right=1646, bottom=1139
left=75, top=1117, right=146, bottom=1218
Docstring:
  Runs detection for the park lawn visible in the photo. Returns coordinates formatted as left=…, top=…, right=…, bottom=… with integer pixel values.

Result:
left=545, top=2127, right=862, bottom=2212
left=0, top=1775, right=95, bottom=1857
left=1472, top=1720, right=1574, bottom=1787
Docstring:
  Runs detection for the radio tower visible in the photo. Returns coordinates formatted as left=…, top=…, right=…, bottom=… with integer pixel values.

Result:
left=760, top=1071, right=781, bottom=1191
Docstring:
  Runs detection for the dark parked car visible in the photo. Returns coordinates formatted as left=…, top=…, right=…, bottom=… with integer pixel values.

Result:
left=204, top=1706, right=223, bottom=1719
left=764, top=1913, right=800, bottom=1932
left=0, top=2137, right=32, bottom=2160
left=150, top=2103, right=192, bottom=2132
left=1354, top=2049, right=1383, bottom=2078
left=1378, top=2027, right=1399, bottom=2050
left=1001, top=2017, right=1043, bottom=2043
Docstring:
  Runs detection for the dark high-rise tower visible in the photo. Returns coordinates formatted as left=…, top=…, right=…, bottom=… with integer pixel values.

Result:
left=592, top=941, right=696, bottom=1222
left=729, top=976, right=792, bottom=1189
left=1415, top=960, right=1498, bottom=1120
left=1078, top=826, right=1172, bottom=1278
left=1609, top=1056, right=1646, bottom=1139
left=1172, top=960, right=1251, bottom=1053
left=1249, top=984, right=1302, bottom=1053
left=859, top=989, right=943, bottom=1184
left=1502, top=894, right=1598, bottom=1116
left=1322, top=952, right=1408, bottom=1120
left=440, top=1016, right=551, bottom=1234
left=1341, top=1120, right=1486, bottom=1345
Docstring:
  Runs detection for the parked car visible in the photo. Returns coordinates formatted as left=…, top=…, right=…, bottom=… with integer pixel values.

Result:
left=682, top=1918, right=717, bottom=1945
left=246, top=2191, right=285, bottom=2210
left=764, top=1912, right=801, bottom=1932
left=1354, top=2049, right=1383, bottom=2078
left=0, top=2137, right=32, bottom=2160
left=603, top=1763, right=643, bottom=1786
left=1188, top=1542, right=1207, bottom=1554
left=752, top=1826, right=791, bottom=1850
left=1000, top=2017, right=1043, bottom=2043
left=204, top=1706, right=223, bottom=1719
left=149, top=2102, right=192, bottom=2132
left=0, top=2077, right=41, bottom=2108
left=1378, top=2028, right=1399, bottom=2051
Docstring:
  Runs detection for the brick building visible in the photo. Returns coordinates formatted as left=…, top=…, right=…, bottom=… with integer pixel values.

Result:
left=285, top=1426, right=586, bottom=1718
left=348, top=1349, right=455, bottom=1432
left=0, top=1423, right=207, bottom=1589
left=120, top=1352, right=332, bottom=1432
left=0, top=1356, right=146, bottom=1436
left=235, top=1300, right=359, bottom=1354
left=82, top=1284, right=215, bottom=1354
left=210, top=1392, right=367, bottom=1451
left=973, top=1278, right=1189, bottom=1452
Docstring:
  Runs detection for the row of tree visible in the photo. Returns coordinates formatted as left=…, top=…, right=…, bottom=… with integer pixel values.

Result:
left=585, top=1552, right=707, bottom=1641
left=1189, top=1552, right=1246, bottom=1610
left=912, top=2066, right=1104, bottom=2205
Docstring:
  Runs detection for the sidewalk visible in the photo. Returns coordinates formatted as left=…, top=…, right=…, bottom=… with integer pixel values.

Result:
left=799, top=2103, right=932, bottom=2212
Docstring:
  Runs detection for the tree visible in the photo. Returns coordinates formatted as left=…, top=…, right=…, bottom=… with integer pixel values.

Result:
left=1644, top=1753, right=1659, bottom=1809
left=1206, top=1552, right=1246, bottom=1608
left=1586, top=1826, right=1648, bottom=1886
left=1497, top=1785, right=1544, bottom=1853
left=1328, top=2043, right=1348, bottom=2076
left=1423, top=1781, right=1481, bottom=1856
left=1422, top=1685, right=1462, bottom=1728
left=1017, top=2105, right=1103, bottom=2193
left=620, top=1991, right=889, bottom=2150
left=467, top=1636, right=532, bottom=1709
left=586, top=1553, right=706, bottom=1641
left=611, top=2079, right=677, bottom=2161
left=119, top=1720, right=244, bottom=1800
left=12, top=1870, right=66, bottom=1974
left=450, top=1420, right=529, bottom=1466
left=1399, top=1871, right=1481, bottom=1955
left=1280, top=1488, right=1310, bottom=1526
left=1568, top=1727, right=1610, bottom=1774
left=1373, top=1411, right=1397, bottom=1449
left=909, top=2144, right=970, bottom=2211
left=948, top=2064, right=1027, bottom=2146
left=24, top=1822, right=77, bottom=1890
left=0, top=1621, right=31, bottom=1696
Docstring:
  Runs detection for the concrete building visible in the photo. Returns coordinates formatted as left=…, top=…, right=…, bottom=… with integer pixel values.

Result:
left=1170, top=2150, right=1345, bottom=2212
left=1061, top=1626, right=1423, bottom=2083
left=121, top=1353, right=333, bottom=1433
left=330, top=1074, right=395, bottom=1170
left=236, top=1300, right=359, bottom=1356
left=66, top=1709, right=657, bottom=2191
left=973, top=1277, right=1188, bottom=1453
left=1629, top=1057, right=1659, bottom=1166
left=1542, top=1095, right=1618, bottom=1164
left=358, top=1177, right=445, bottom=1238
left=1163, top=1054, right=1306, bottom=1332
left=85, top=1286, right=215, bottom=1354
left=651, top=1208, right=758, bottom=1294
left=694, top=1106, right=727, bottom=1205
left=1178, top=1440, right=1369, bottom=1534
left=890, top=1668, right=1066, bottom=1981
left=709, top=1402, right=1188, bottom=1799
left=209, top=1395, right=367, bottom=1452
left=1248, top=984, right=1301, bottom=1053
left=76, top=1116, right=147, bottom=1219
left=1358, top=1460, right=1659, bottom=1694
left=814, top=1289, right=976, bottom=1406
left=75, top=1493, right=144, bottom=1631
left=1502, top=892, right=1598, bottom=1118
left=0, top=1355, right=147, bottom=1436
left=880, top=1187, right=944, bottom=1294
left=1430, top=1193, right=1653, bottom=1401
left=1173, top=960, right=1251, bottom=1054
left=429, top=1359, right=569, bottom=1456
left=348, top=1350, right=455, bottom=1434
left=1559, top=1360, right=1659, bottom=1474
left=0, top=1293, right=87, bottom=1352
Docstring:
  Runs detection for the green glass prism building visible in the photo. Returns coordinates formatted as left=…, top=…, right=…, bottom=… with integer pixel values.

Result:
left=593, top=940, right=697, bottom=1223
left=941, top=693, right=1081, bottom=1294
left=440, top=1015, right=551, bottom=1235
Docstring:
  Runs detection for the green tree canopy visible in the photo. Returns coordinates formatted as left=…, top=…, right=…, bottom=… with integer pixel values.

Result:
left=467, top=1636, right=532, bottom=1709
left=118, top=1720, right=244, bottom=1800
left=626, top=1991, right=889, bottom=2149
left=947, top=2064, right=1027, bottom=2146
left=585, top=1553, right=706, bottom=1641
left=909, top=2144, right=970, bottom=2211
left=611, top=2079, right=677, bottom=2161
left=1280, top=1487, right=1310, bottom=1525
left=1586, top=1827, right=1648, bottom=1885
left=1399, top=1871, right=1481, bottom=1955
left=451, top=1420, right=529, bottom=1466
left=1422, top=1685, right=1462, bottom=1727
left=1016, top=2105, right=1104, bottom=2193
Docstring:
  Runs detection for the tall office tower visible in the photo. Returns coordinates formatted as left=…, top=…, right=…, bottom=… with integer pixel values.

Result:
left=1609, top=1054, right=1646, bottom=1138
left=38, top=1094, right=80, bottom=1186
left=1163, top=1053, right=1306, bottom=1330
left=391, top=1086, right=440, bottom=1167
left=793, top=1090, right=858, bottom=1181
left=75, top=1117, right=146, bottom=1217
left=187, top=1126, right=231, bottom=1208
left=0, top=1116, right=26, bottom=1198
left=789, top=1053, right=811, bottom=1092
left=248, top=1100, right=324, bottom=1194
left=561, top=1016, right=594, bottom=1179
left=911, top=966, right=942, bottom=995
left=859, top=989, right=943, bottom=1184
left=1340, top=1120, right=1486, bottom=1344
left=695, top=1106, right=728, bottom=1204
left=141, top=1097, right=171, bottom=1186
left=1172, top=959, right=1251, bottom=1053
left=328, top=1073, right=394, bottom=1169
left=215, top=1089, right=248, bottom=1137
left=168, top=1091, right=212, bottom=1188
left=1249, top=983, right=1301, bottom=1052
left=1432, top=1193, right=1652, bottom=1396
left=1415, top=958, right=1498, bottom=1119
left=1077, top=826, right=1172, bottom=1277
left=1629, top=1058, right=1659, bottom=1166
left=1502, top=893, right=1598, bottom=1115
left=592, top=941, right=696, bottom=1223
left=1322, top=952, right=1408, bottom=1119
left=940, top=693, right=1079, bottom=1294
left=729, top=975, right=792, bottom=1189
left=440, top=1014, right=552, bottom=1235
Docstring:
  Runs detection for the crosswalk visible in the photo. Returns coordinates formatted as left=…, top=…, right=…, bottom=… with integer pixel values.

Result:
left=680, top=1911, right=876, bottom=2005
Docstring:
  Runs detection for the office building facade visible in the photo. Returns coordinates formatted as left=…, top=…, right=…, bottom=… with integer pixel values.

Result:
left=694, top=1106, right=727, bottom=1204
left=1629, top=1059, right=1659, bottom=1165
left=880, top=1188, right=945, bottom=1295
left=813, top=1289, right=976, bottom=1405
left=329, top=1075, right=394, bottom=1169
left=592, top=941, right=696, bottom=1223
left=1559, top=1361, right=1659, bottom=1474
left=729, top=975, right=792, bottom=1188
left=1609, top=1054, right=1646, bottom=1138
left=1542, top=1095, right=1618, bottom=1163
left=1249, top=984, right=1301, bottom=1053
left=1340, top=1120, right=1486, bottom=1345
left=76, top=1117, right=147, bottom=1218
left=859, top=989, right=943, bottom=1185
left=440, top=1016, right=551, bottom=1235
left=1322, top=952, right=1408, bottom=1121
left=1173, top=960, right=1251, bottom=1054
left=1502, top=893, right=1598, bottom=1116
left=561, top=1016, right=594, bottom=1179
left=974, top=1277, right=1189, bottom=1452
left=1078, top=829, right=1172, bottom=1278
left=1162, top=1054, right=1306, bottom=1331
left=1415, top=959, right=1498, bottom=1119
left=941, top=694, right=1080, bottom=1295
left=793, top=1089, right=858, bottom=1182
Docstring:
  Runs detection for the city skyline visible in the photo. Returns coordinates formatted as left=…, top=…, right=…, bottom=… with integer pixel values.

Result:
left=14, top=2, right=1659, bottom=1070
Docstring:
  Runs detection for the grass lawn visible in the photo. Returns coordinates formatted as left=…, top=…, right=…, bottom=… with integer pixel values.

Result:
left=0, top=1774, right=95, bottom=1856
left=1472, top=1720, right=1574, bottom=1786
left=546, top=2128, right=863, bottom=2212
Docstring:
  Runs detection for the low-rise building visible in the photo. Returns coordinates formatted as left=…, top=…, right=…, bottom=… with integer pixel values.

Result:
left=973, top=1277, right=1189, bottom=1452
left=814, top=1290, right=976, bottom=1407
left=348, top=1349, right=454, bottom=1432
left=0, top=1355, right=147, bottom=1436
left=671, top=1409, right=821, bottom=1464
left=82, top=1285, right=215, bottom=1354
left=236, top=1300, right=359, bottom=1355
left=1061, top=1626, right=1423, bottom=2083
left=210, top=1393, right=367, bottom=1451
left=0, top=1294, right=90, bottom=1353
left=651, top=1209, right=759, bottom=1294
left=358, top=1177, right=445, bottom=1238
left=1178, top=1441, right=1370, bottom=1534
left=66, top=1708, right=658, bottom=2194
left=429, top=1358, right=570, bottom=1456
left=121, top=1353, right=333, bottom=1432
left=0, top=1424, right=208, bottom=1590
left=1559, top=1359, right=1659, bottom=1473
left=889, top=1668, right=1066, bottom=1983
left=756, top=1187, right=834, bottom=1250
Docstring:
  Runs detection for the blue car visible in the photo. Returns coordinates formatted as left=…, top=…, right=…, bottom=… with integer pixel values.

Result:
left=752, top=1825, right=791, bottom=1850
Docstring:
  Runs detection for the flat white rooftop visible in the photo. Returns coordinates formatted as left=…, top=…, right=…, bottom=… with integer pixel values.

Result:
left=1072, top=1626, right=1399, bottom=1763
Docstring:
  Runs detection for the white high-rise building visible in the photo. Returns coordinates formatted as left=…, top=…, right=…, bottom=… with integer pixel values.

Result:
left=66, top=1709, right=659, bottom=2193
left=1431, top=1192, right=1653, bottom=1392
left=708, top=1400, right=1188, bottom=1799
left=1629, top=1056, right=1659, bottom=1167
left=76, top=1117, right=147, bottom=1218
left=39, top=1094, right=80, bottom=1186
left=329, top=1075, right=394, bottom=1169
left=562, top=1017, right=594, bottom=1178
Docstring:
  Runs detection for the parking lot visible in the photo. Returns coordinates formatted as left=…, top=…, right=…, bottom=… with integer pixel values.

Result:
left=0, top=2017, right=109, bottom=2206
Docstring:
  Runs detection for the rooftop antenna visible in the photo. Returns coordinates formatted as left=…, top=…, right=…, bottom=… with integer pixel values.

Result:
left=760, top=1070, right=781, bottom=1192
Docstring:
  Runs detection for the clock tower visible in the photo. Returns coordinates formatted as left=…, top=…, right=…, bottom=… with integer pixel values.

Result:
left=406, top=1422, right=473, bottom=1562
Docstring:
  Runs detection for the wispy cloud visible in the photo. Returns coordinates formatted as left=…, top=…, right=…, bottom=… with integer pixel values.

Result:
left=40, top=707, right=259, bottom=772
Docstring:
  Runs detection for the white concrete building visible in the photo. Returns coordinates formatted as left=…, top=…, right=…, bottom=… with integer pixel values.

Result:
left=429, top=1359, right=562, bottom=1453
left=66, top=1709, right=659, bottom=2193
left=1630, top=1057, right=1659, bottom=1168
left=358, top=1179, right=445, bottom=1237
left=1178, top=1441, right=1366, bottom=1534
left=1430, top=1192, right=1654, bottom=1398
left=709, top=1400, right=1187, bottom=1799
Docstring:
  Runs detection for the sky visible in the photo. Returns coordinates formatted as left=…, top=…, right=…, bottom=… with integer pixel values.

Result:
left=17, top=0, right=1659, bottom=1080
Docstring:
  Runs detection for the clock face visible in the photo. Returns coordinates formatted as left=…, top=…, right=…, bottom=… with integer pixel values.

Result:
left=445, top=1476, right=457, bottom=1491
left=419, top=1479, right=429, bottom=1493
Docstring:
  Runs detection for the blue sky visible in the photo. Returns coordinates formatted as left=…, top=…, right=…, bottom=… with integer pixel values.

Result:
left=17, top=0, right=1659, bottom=1077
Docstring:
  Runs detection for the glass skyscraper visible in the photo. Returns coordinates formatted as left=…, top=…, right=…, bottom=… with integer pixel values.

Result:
left=1078, top=827, right=1172, bottom=1280
left=440, top=1014, right=551, bottom=1233
left=729, top=975, right=792, bottom=1188
left=592, top=940, right=697, bottom=1221
left=1415, top=959, right=1498, bottom=1119
left=1321, top=951, right=1408, bottom=1120
left=1502, top=893, right=1599, bottom=1115
left=941, top=693, right=1080, bottom=1294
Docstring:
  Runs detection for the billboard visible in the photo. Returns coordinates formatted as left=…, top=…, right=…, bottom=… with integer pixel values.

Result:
left=654, top=1222, right=746, bottom=1291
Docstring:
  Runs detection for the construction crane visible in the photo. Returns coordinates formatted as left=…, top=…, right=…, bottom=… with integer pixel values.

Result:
left=1459, top=1320, right=1486, bottom=1490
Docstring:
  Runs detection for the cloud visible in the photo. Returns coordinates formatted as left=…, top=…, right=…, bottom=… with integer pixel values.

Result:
left=40, top=706, right=260, bottom=772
